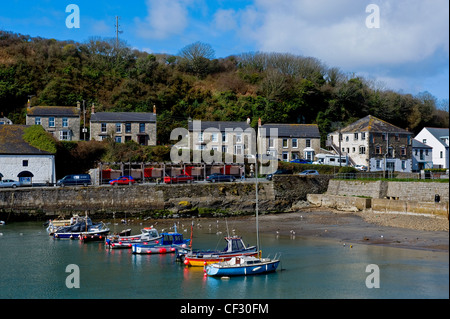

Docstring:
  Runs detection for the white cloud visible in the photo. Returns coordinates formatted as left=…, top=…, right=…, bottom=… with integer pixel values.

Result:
left=135, top=0, right=191, bottom=39
left=237, top=0, right=449, bottom=69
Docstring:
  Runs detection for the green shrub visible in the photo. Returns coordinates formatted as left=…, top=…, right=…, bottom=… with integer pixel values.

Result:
left=23, top=125, right=58, bottom=153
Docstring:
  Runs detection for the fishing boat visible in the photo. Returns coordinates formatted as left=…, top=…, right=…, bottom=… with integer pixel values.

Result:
left=178, top=236, right=258, bottom=267
left=45, top=214, right=80, bottom=235
left=0, top=220, right=5, bottom=226
left=106, top=227, right=161, bottom=249
left=205, top=153, right=281, bottom=277
left=132, top=229, right=189, bottom=254
left=53, top=215, right=109, bottom=240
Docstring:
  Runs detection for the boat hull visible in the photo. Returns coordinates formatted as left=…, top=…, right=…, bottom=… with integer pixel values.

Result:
left=132, top=244, right=187, bottom=254
left=54, top=229, right=109, bottom=240
left=185, top=251, right=258, bottom=267
left=206, top=260, right=280, bottom=277
left=106, top=236, right=162, bottom=249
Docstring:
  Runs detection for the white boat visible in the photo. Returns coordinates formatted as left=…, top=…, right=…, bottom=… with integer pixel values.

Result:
left=0, top=221, right=5, bottom=225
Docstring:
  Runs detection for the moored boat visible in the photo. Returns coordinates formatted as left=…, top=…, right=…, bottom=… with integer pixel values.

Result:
left=53, top=215, right=109, bottom=240
left=106, top=227, right=161, bottom=249
left=179, top=236, right=258, bottom=267
left=132, top=231, right=189, bottom=254
left=205, top=255, right=280, bottom=277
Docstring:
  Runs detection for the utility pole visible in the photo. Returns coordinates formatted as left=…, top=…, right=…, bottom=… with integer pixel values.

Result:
left=115, top=16, right=123, bottom=48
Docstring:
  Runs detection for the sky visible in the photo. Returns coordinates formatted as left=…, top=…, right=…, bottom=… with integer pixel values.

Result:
left=1, top=0, right=449, bottom=104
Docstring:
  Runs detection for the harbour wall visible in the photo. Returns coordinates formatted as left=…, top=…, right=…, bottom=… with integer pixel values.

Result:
left=308, top=180, right=449, bottom=218
left=0, top=175, right=331, bottom=221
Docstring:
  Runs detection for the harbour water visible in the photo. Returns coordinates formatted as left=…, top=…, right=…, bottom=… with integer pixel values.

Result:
left=0, top=220, right=448, bottom=299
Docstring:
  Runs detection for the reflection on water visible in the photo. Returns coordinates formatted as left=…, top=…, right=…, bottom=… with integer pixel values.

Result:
left=0, top=221, right=448, bottom=299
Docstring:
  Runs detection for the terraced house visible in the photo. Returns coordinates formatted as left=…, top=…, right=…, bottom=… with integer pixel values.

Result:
left=89, top=105, right=157, bottom=146
left=327, top=115, right=413, bottom=172
left=25, top=102, right=81, bottom=141
left=258, top=120, right=321, bottom=162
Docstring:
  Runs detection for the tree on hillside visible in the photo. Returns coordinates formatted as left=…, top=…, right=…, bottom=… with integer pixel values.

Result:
left=177, top=41, right=218, bottom=77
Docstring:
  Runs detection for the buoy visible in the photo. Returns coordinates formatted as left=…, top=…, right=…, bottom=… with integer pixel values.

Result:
left=350, top=245, right=353, bottom=248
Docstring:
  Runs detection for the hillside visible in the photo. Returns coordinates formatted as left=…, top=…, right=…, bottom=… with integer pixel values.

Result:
left=0, top=30, right=448, bottom=146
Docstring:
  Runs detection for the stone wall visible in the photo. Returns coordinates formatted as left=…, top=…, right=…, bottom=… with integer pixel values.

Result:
left=0, top=176, right=331, bottom=221
left=326, top=179, right=448, bottom=202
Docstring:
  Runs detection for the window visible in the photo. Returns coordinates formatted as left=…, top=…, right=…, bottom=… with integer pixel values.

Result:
left=376, top=160, right=381, bottom=169
left=401, top=147, right=406, bottom=156
left=292, top=138, right=298, bottom=148
left=49, top=117, right=55, bottom=127
left=222, top=132, right=227, bottom=143
left=352, top=147, right=356, bottom=153
left=62, top=118, right=68, bottom=127
left=116, top=123, right=122, bottom=133
left=282, top=152, right=289, bottom=162
left=139, top=123, right=145, bottom=133
left=269, top=138, right=275, bottom=148
left=115, top=136, right=122, bottom=143
left=401, top=161, right=406, bottom=170
left=425, top=150, right=429, bottom=156
left=35, top=117, right=41, bottom=125
left=375, top=145, right=382, bottom=154
left=222, top=146, right=228, bottom=153
left=282, top=139, right=288, bottom=148
left=236, top=133, right=242, bottom=143
left=382, top=134, right=387, bottom=141
left=345, top=135, right=349, bottom=142
left=22, top=160, right=28, bottom=167
left=211, top=133, right=218, bottom=142
left=101, top=123, right=107, bottom=133
left=422, top=139, right=427, bottom=144
left=234, top=145, right=243, bottom=155
left=60, top=131, right=70, bottom=141
left=125, top=123, right=131, bottom=133
left=305, top=139, right=311, bottom=148
left=419, top=150, right=424, bottom=161
left=440, top=151, right=443, bottom=159
left=198, top=132, right=204, bottom=142
left=354, top=133, right=358, bottom=140
left=361, top=133, right=366, bottom=140
left=359, top=146, right=366, bottom=154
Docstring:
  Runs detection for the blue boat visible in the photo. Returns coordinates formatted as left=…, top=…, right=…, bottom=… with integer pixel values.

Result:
left=205, top=255, right=280, bottom=276
left=132, top=230, right=190, bottom=254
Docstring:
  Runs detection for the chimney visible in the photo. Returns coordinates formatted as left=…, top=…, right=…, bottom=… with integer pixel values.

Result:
left=258, top=118, right=262, bottom=127
left=153, top=104, right=156, bottom=115
left=247, top=117, right=251, bottom=125
left=91, top=103, right=95, bottom=114
left=27, top=99, right=31, bottom=109
left=76, top=101, right=81, bottom=110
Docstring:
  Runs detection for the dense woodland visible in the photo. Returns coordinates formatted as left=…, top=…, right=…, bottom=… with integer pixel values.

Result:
left=0, top=30, right=448, bottom=175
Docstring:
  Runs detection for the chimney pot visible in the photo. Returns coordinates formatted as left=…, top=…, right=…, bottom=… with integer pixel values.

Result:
left=91, top=103, right=95, bottom=114
left=258, top=118, right=262, bottom=127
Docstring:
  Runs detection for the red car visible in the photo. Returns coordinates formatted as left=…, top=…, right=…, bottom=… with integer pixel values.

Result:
left=164, top=175, right=194, bottom=184
left=109, top=176, right=136, bottom=186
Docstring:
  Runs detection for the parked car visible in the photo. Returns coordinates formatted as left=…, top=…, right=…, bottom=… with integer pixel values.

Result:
left=109, top=176, right=136, bottom=186
left=354, top=165, right=368, bottom=171
left=57, top=174, right=91, bottom=187
left=265, top=169, right=293, bottom=181
left=164, top=174, right=194, bottom=184
left=206, top=173, right=236, bottom=183
left=298, top=170, right=319, bottom=175
left=290, top=159, right=312, bottom=164
left=0, top=179, right=21, bottom=188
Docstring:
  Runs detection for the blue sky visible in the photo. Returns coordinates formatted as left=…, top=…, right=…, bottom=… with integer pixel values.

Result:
left=1, top=0, right=448, bottom=104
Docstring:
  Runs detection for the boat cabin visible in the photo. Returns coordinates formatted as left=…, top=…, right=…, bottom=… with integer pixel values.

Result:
left=160, top=233, right=185, bottom=245
left=223, top=236, right=249, bottom=252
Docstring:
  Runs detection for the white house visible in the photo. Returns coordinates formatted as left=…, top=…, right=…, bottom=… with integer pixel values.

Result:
left=414, top=127, right=449, bottom=169
left=0, top=125, right=56, bottom=185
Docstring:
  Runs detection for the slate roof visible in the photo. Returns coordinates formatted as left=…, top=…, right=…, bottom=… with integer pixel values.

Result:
left=336, top=115, right=411, bottom=134
left=27, top=106, right=80, bottom=117
left=91, top=112, right=156, bottom=123
left=188, top=120, right=251, bottom=132
left=261, top=123, right=320, bottom=138
left=423, top=127, right=449, bottom=148
left=0, top=125, right=53, bottom=155
left=412, top=139, right=432, bottom=149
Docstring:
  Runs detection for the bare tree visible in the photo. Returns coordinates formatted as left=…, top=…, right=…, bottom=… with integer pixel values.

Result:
left=178, top=41, right=215, bottom=61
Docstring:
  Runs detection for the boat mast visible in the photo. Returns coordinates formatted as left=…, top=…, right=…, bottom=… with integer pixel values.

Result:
left=255, top=152, right=260, bottom=256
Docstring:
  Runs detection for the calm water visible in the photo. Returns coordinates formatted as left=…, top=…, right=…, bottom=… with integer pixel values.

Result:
left=0, top=220, right=448, bottom=299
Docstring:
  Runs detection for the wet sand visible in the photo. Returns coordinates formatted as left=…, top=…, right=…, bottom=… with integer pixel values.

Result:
left=234, top=208, right=449, bottom=252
